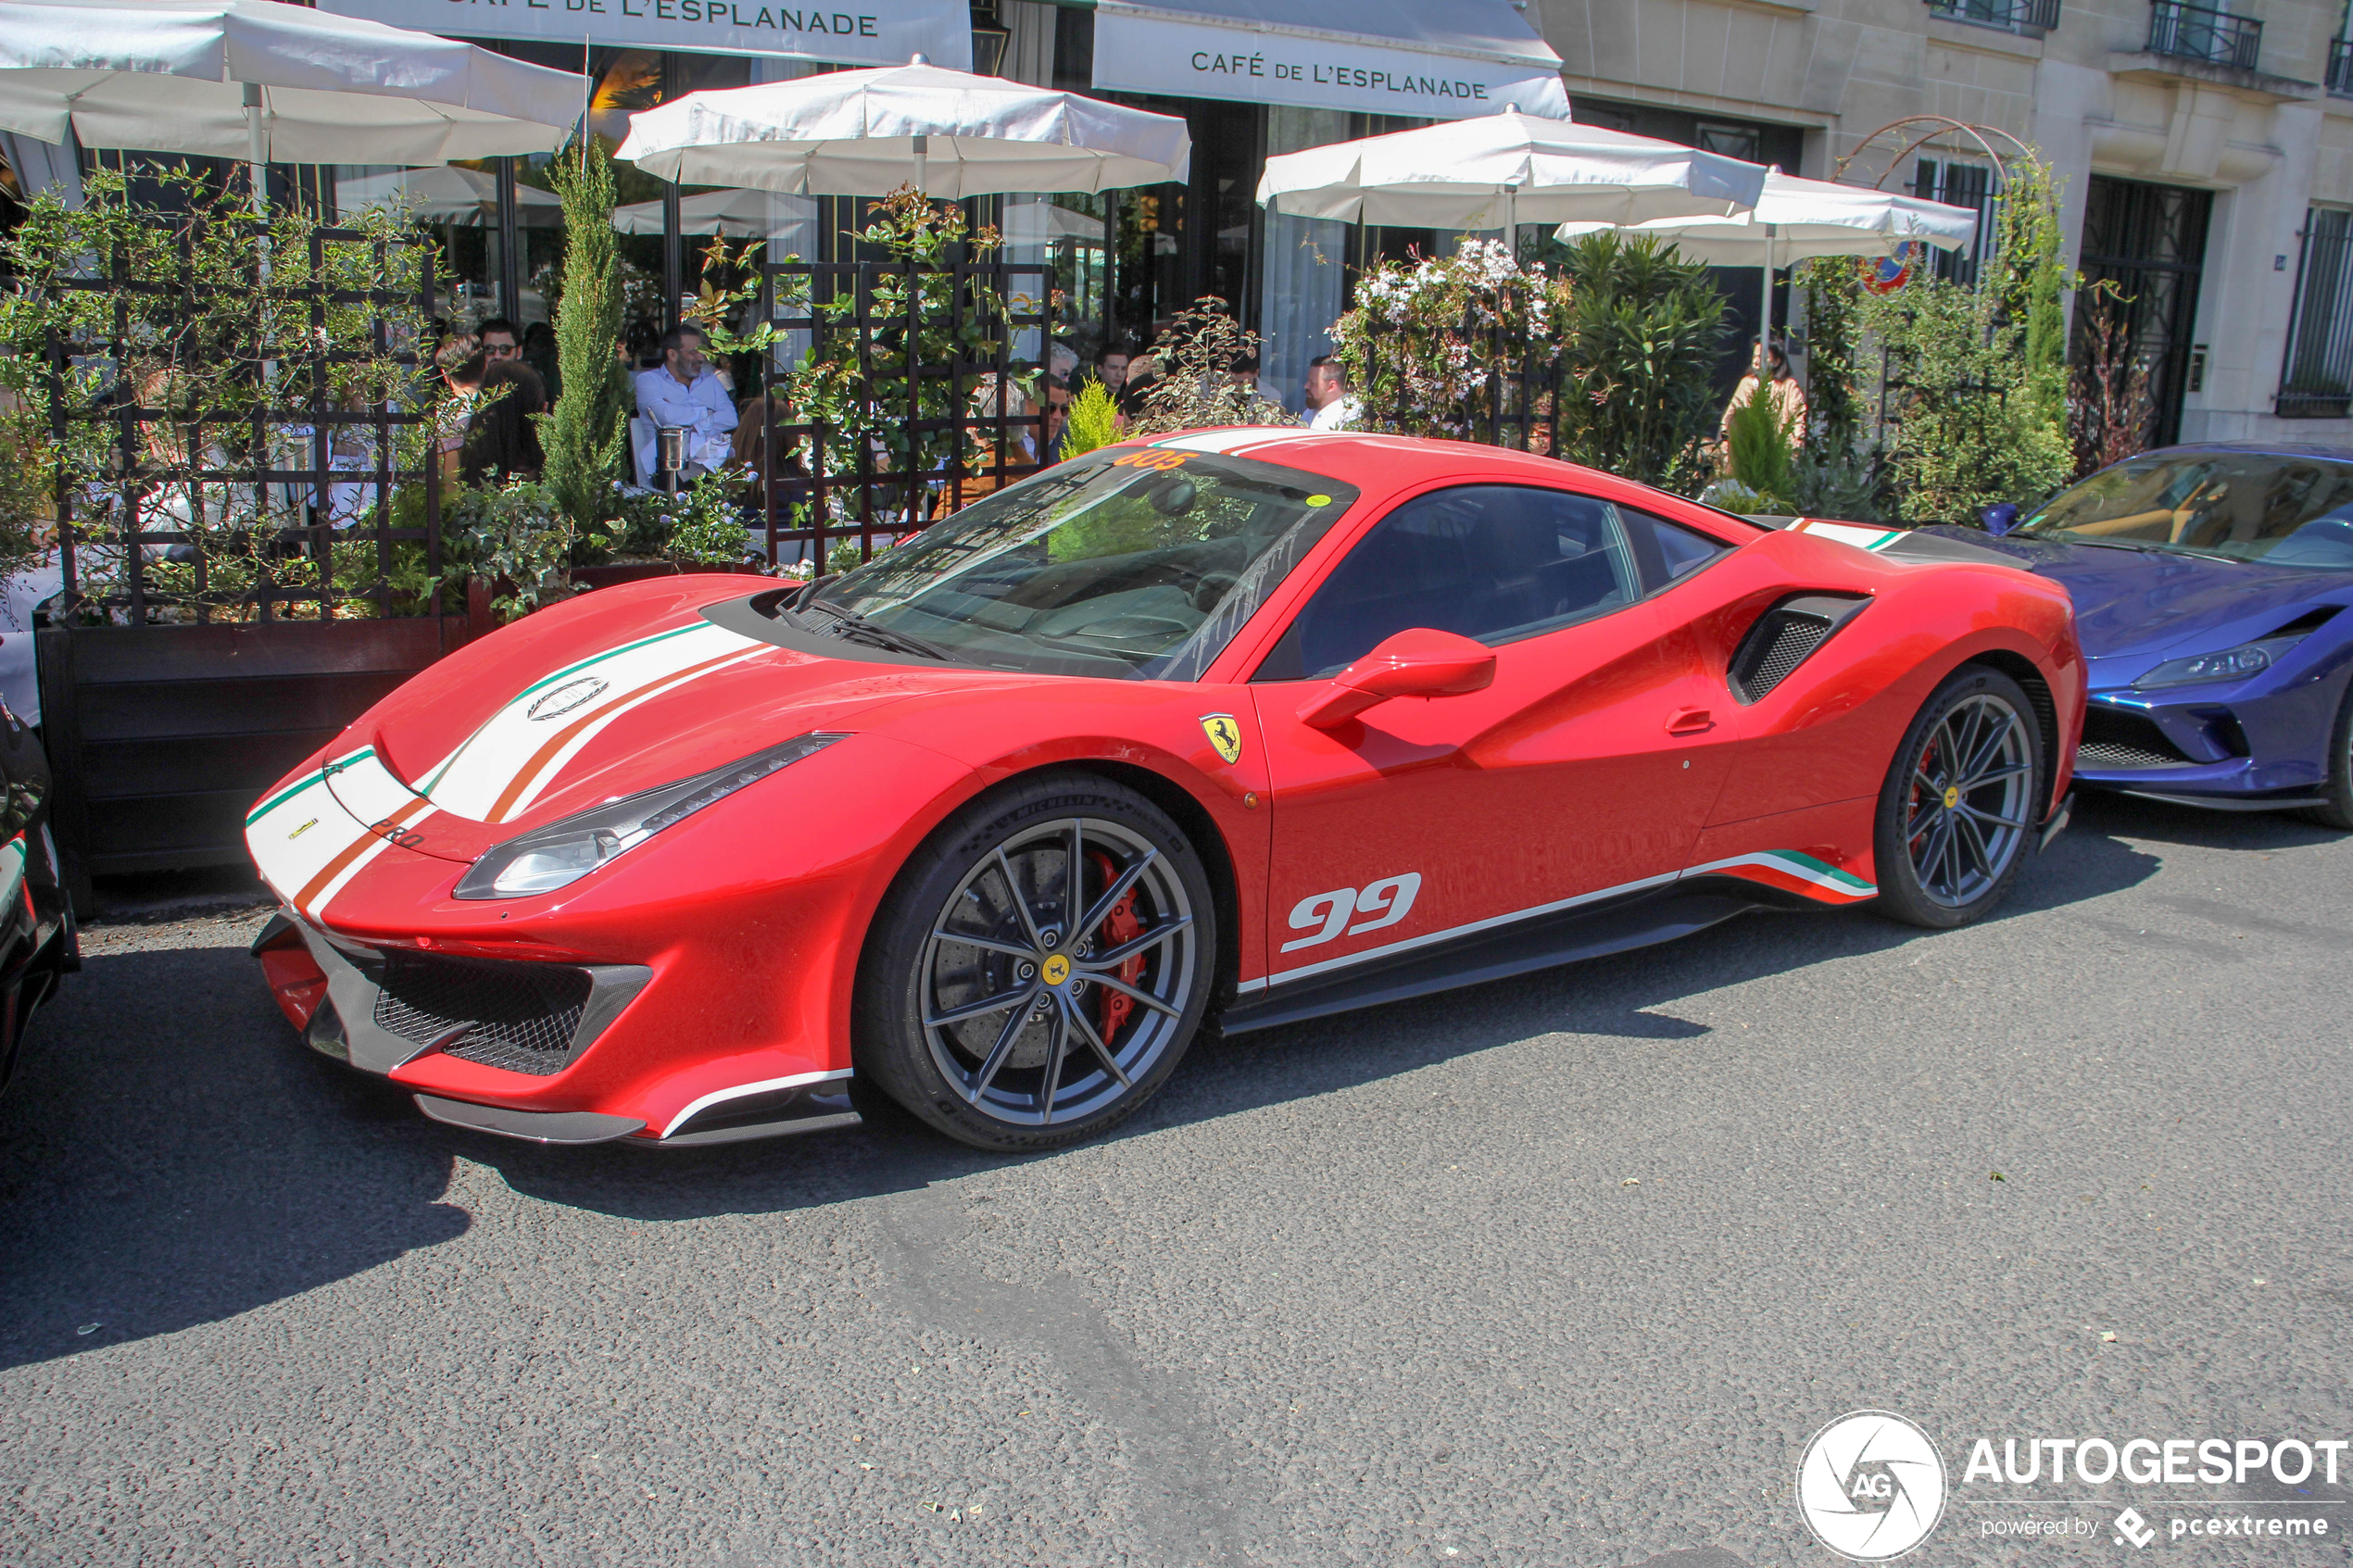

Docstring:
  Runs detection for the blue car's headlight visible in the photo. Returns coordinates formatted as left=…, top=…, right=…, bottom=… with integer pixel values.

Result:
left=454, top=733, right=845, bottom=899
left=2134, top=636, right=2305, bottom=689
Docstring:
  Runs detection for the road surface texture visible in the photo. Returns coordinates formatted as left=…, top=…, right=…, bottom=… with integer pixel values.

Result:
left=3, top=793, right=2348, bottom=1566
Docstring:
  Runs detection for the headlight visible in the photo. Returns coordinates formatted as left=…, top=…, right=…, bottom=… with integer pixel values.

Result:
left=454, top=733, right=845, bottom=899
left=2134, top=637, right=2304, bottom=689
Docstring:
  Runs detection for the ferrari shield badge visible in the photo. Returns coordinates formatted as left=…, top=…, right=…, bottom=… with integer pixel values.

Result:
left=1199, top=713, right=1244, bottom=765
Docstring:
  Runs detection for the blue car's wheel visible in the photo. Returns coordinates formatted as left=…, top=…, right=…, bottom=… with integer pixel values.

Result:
left=2304, top=683, right=2353, bottom=831
left=1872, top=665, right=2043, bottom=929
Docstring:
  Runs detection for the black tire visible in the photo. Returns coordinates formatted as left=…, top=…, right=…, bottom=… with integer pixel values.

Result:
left=852, top=771, right=1218, bottom=1152
left=2299, top=681, right=2353, bottom=831
left=1872, top=665, right=2045, bottom=930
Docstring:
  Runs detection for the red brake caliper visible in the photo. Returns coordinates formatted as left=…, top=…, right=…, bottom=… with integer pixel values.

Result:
left=1088, top=851, right=1148, bottom=1044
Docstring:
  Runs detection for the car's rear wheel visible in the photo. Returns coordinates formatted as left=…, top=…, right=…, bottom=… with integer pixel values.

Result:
left=2298, top=683, right=2353, bottom=831
left=1872, top=666, right=2043, bottom=929
left=854, top=772, right=1216, bottom=1151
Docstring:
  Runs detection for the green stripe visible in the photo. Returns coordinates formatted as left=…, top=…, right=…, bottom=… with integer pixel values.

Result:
left=1768, top=850, right=1874, bottom=891
left=418, top=622, right=709, bottom=796
left=245, top=746, right=373, bottom=827
left=513, top=622, right=706, bottom=704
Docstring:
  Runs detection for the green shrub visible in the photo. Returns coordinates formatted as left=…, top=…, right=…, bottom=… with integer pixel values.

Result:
left=1725, top=387, right=1797, bottom=509
left=1061, top=379, right=1121, bottom=458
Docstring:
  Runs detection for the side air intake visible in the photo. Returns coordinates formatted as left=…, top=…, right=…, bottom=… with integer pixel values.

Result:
left=1728, top=594, right=1870, bottom=704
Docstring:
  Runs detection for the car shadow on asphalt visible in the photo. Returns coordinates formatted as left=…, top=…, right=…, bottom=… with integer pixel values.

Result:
left=5, top=793, right=2283, bottom=1341
left=0, top=938, right=470, bottom=1374
left=473, top=801, right=2178, bottom=1223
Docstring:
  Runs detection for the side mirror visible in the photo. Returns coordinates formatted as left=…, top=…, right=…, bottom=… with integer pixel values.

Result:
left=1298, top=628, right=1497, bottom=729
left=1981, top=502, right=2020, bottom=536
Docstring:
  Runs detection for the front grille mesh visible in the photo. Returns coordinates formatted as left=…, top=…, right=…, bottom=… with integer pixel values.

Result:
left=371, top=953, right=593, bottom=1076
left=2078, top=709, right=2193, bottom=771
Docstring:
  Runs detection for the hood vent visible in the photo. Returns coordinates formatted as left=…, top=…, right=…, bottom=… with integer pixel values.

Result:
left=2267, top=606, right=2343, bottom=640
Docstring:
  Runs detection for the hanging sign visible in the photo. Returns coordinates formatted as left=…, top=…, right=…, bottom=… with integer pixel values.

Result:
left=1862, top=241, right=1922, bottom=295
left=317, top=0, right=971, bottom=69
left=1091, top=7, right=1568, bottom=121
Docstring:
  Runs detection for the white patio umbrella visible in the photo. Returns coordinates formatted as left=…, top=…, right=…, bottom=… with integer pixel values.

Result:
left=615, top=57, right=1190, bottom=198
left=1255, top=108, right=1768, bottom=233
left=335, top=166, right=565, bottom=227
left=612, top=187, right=792, bottom=237
left=0, top=0, right=585, bottom=170
left=1556, top=169, right=1980, bottom=377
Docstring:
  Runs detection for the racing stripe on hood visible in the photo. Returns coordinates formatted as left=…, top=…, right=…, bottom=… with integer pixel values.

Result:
left=1685, top=850, right=1876, bottom=903
left=295, top=793, right=434, bottom=920
left=484, top=641, right=770, bottom=822
left=1787, top=520, right=1906, bottom=553
left=245, top=744, right=391, bottom=918
left=417, top=620, right=768, bottom=823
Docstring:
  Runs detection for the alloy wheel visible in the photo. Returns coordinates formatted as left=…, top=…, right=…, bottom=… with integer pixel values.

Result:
left=920, top=816, right=1199, bottom=1127
left=1902, top=693, right=2033, bottom=908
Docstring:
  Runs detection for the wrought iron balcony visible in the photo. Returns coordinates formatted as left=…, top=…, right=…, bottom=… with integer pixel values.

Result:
left=2329, top=37, right=2353, bottom=97
left=1926, top=0, right=2061, bottom=32
left=2146, top=0, right=2261, bottom=70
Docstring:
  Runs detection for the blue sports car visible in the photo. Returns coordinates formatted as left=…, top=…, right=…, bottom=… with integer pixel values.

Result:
left=1793, top=443, right=2353, bottom=826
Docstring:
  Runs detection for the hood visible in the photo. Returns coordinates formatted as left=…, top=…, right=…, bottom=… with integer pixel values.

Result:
left=1906, top=527, right=2352, bottom=665
left=352, top=590, right=1021, bottom=857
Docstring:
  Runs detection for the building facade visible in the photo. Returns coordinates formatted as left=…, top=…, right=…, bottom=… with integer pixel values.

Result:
left=10, top=0, right=2344, bottom=440
left=1537, top=0, right=2353, bottom=443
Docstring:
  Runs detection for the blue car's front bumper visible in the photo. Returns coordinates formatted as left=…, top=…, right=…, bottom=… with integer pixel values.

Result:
left=2075, top=659, right=2348, bottom=809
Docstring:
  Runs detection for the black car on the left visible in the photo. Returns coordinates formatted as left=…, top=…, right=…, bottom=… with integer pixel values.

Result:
left=0, top=704, right=75, bottom=1099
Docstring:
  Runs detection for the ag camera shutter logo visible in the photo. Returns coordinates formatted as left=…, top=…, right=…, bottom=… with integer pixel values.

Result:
left=1796, top=1411, right=1947, bottom=1560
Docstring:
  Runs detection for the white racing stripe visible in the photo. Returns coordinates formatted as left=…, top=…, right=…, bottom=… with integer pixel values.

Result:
left=245, top=744, right=379, bottom=909
left=422, top=620, right=767, bottom=822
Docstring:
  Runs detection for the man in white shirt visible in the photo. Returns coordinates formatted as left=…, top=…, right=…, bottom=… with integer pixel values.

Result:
left=634, top=325, right=737, bottom=481
left=1302, top=355, right=1360, bottom=432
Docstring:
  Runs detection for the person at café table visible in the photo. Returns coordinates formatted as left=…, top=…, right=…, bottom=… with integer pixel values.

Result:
left=635, top=324, right=737, bottom=481
left=475, top=316, right=547, bottom=407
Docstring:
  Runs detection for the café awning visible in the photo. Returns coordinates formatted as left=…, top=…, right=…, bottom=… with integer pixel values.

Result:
left=1091, top=0, right=1567, bottom=121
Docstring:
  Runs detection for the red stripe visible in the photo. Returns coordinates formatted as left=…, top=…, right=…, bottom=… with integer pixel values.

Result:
left=485, top=648, right=748, bottom=823
left=297, top=796, right=430, bottom=913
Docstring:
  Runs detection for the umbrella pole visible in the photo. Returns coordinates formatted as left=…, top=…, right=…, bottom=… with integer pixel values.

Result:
left=1758, top=222, right=1774, bottom=385
left=244, top=82, right=267, bottom=219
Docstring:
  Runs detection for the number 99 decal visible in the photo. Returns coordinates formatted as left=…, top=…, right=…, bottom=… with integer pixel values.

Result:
left=1278, top=872, right=1423, bottom=953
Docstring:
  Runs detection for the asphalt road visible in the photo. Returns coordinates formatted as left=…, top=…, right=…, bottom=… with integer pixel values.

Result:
left=3, top=792, right=2350, bottom=1567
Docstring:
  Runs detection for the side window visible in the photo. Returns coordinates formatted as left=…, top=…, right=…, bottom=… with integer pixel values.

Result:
left=1253, top=484, right=1642, bottom=681
left=1620, top=506, right=1734, bottom=590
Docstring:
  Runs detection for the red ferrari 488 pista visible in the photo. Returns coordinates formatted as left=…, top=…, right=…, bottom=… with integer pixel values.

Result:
left=248, top=431, right=2082, bottom=1151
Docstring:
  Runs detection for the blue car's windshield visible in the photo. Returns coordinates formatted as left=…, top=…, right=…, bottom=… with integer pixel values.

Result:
left=2020, top=454, right=2353, bottom=570
left=802, top=449, right=1355, bottom=680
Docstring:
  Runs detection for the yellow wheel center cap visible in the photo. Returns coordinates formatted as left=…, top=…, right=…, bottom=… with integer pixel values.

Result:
left=1041, top=953, right=1072, bottom=985
left=1943, top=785, right=1961, bottom=809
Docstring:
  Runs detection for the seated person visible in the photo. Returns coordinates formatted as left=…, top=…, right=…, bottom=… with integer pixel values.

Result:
left=436, top=333, right=545, bottom=486
left=634, top=325, right=738, bottom=482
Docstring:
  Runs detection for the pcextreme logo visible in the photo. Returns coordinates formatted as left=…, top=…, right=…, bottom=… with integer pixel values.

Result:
left=1796, top=1411, right=1949, bottom=1561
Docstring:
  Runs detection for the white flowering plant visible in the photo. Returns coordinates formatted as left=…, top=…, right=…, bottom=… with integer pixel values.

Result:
left=1329, top=241, right=1569, bottom=442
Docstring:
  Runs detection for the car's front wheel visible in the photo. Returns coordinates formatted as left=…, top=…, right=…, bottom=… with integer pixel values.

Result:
left=854, top=772, right=1217, bottom=1151
left=1872, top=665, right=2044, bottom=929
left=2300, top=681, right=2353, bottom=831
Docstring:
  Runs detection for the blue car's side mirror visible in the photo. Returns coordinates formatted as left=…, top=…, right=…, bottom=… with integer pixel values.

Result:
left=1981, top=503, right=2020, bottom=536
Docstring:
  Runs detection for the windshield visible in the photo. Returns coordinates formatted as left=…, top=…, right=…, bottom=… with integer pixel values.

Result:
left=2020, top=454, right=2353, bottom=570
left=799, top=449, right=1357, bottom=679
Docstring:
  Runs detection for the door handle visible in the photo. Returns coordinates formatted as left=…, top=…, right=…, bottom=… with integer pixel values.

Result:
left=1666, top=707, right=1715, bottom=735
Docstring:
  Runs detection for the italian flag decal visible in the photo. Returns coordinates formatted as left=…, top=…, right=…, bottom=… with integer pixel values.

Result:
left=1685, top=850, right=1876, bottom=905
left=243, top=743, right=427, bottom=922
left=1789, top=519, right=1905, bottom=553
